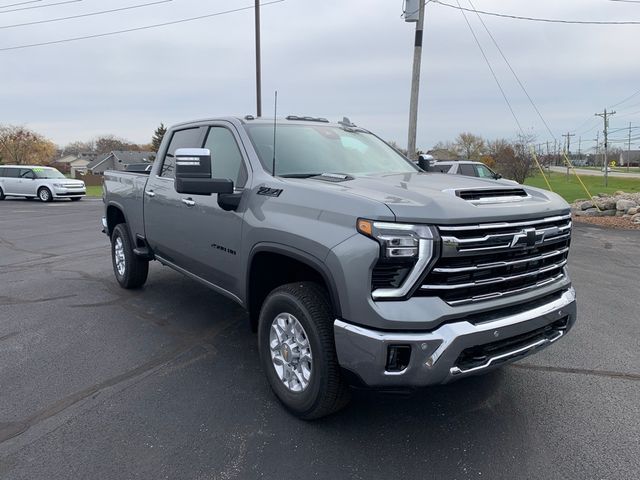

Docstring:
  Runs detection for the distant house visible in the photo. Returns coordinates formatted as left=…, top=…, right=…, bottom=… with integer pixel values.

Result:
left=52, top=152, right=97, bottom=175
left=619, top=150, right=640, bottom=167
left=87, top=151, right=156, bottom=174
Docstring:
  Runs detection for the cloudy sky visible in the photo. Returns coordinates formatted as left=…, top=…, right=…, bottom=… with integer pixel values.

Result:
left=1, top=0, right=639, bottom=152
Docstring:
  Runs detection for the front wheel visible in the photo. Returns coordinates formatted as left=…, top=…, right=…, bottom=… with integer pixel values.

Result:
left=111, top=223, right=149, bottom=289
left=258, top=282, right=350, bottom=420
left=38, top=187, right=53, bottom=202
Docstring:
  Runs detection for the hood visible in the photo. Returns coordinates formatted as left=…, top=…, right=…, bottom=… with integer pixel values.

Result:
left=305, top=172, right=569, bottom=224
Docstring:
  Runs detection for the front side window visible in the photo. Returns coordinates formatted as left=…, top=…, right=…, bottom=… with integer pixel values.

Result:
left=245, top=124, right=418, bottom=176
left=20, top=169, right=34, bottom=179
left=475, top=164, right=496, bottom=178
left=160, top=128, right=202, bottom=178
left=203, top=127, right=247, bottom=187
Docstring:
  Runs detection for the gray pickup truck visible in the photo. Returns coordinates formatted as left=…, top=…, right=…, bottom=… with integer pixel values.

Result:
left=102, top=116, right=576, bottom=419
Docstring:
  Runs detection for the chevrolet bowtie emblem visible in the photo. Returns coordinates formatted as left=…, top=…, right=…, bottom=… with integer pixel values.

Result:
left=510, top=228, right=537, bottom=248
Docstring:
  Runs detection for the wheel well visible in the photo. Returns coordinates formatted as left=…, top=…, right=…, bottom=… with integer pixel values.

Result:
left=38, top=186, right=51, bottom=193
left=106, top=205, right=126, bottom=236
left=248, top=251, right=338, bottom=331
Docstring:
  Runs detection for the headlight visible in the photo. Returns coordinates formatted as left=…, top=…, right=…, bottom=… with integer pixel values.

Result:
left=53, top=183, right=64, bottom=188
left=357, top=219, right=436, bottom=299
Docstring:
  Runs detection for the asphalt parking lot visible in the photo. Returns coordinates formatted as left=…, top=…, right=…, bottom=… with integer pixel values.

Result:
left=0, top=198, right=638, bottom=479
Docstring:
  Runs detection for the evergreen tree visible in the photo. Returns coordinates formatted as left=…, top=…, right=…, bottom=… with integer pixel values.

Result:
left=151, top=123, right=167, bottom=152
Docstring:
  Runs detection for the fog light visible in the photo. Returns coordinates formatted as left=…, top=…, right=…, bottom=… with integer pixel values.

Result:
left=386, top=345, right=411, bottom=372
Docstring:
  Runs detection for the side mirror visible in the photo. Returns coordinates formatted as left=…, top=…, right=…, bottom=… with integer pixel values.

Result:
left=174, top=148, right=233, bottom=195
left=494, top=173, right=503, bottom=179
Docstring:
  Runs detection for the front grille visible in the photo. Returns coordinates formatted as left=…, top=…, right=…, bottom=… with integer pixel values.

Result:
left=457, top=188, right=528, bottom=201
left=455, top=317, right=569, bottom=371
left=417, top=214, right=571, bottom=305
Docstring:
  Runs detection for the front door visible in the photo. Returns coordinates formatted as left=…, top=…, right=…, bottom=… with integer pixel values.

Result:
left=179, top=123, right=249, bottom=297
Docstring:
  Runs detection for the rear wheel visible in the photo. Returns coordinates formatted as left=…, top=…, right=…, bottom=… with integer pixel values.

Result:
left=0, top=187, right=5, bottom=200
left=111, top=223, right=149, bottom=289
left=38, top=187, right=52, bottom=202
left=258, top=282, right=350, bottom=420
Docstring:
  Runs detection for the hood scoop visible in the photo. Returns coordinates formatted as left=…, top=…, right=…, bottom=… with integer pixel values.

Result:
left=454, top=188, right=529, bottom=205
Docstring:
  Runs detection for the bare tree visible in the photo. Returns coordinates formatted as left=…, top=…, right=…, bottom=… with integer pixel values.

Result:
left=62, top=140, right=95, bottom=156
left=94, top=135, right=141, bottom=154
left=0, top=125, right=56, bottom=165
left=454, top=132, right=485, bottom=160
left=493, top=133, right=535, bottom=183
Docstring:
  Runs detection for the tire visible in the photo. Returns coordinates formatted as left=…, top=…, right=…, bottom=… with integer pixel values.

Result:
left=38, top=187, right=53, bottom=202
left=0, top=187, right=5, bottom=200
left=258, top=282, right=350, bottom=420
left=70, top=197, right=81, bottom=202
left=111, top=223, right=149, bottom=289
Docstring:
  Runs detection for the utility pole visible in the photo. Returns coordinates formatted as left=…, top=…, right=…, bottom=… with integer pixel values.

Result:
left=595, top=131, right=600, bottom=167
left=627, top=122, right=632, bottom=173
left=562, top=132, right=575, bottom=179
left=578, top=136, right=582, bottom=159
left=595, top=109, right=615, bottom=186
left=406, top=0, right=425, bottom=160
left=254, top=0, right=262, bottom=117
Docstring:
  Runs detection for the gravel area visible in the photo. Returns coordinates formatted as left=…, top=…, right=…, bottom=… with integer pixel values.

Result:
left=572, top=214, right=640, bottom=230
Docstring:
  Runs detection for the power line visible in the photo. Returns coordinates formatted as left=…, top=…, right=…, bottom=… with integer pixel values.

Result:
left=0, top=0, right=172, bottom=30
left=0, top=0, right=285, bottom=52
left=0, top=0, right=81, bottom=14
left=454, top=0, right=524, bottom=133
left=466, top=0, right=556, bottom=140
left=608, top=88, right=640, bottom=108
left=0, top=1, right=42, bottom=9
left=433, top=0, right=640, bottom=25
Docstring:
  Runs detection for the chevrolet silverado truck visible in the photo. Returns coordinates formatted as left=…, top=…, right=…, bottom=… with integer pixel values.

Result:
left=102, top=116, right=577, bottom=419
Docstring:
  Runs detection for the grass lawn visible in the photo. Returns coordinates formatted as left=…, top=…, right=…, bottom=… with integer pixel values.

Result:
left=85, top=186, right=103, bottom=198
left=524, top=171, right=640, bottom=203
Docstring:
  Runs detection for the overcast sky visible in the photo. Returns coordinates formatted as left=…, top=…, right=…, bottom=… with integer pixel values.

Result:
left=1, top=0, right=639, bottom=152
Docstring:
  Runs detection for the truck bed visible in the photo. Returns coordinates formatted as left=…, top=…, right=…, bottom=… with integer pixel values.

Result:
left=103, top=170, right=149, bottom=241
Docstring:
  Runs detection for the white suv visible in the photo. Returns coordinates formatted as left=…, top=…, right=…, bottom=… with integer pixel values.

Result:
left=0, top=165, right=86, bottom=202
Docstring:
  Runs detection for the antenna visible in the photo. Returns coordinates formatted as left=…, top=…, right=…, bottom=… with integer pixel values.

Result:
left=272, top=91, right=278, bottom=177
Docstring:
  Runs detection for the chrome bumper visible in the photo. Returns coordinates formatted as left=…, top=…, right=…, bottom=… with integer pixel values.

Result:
left=334, top=288, right=576, bottom=388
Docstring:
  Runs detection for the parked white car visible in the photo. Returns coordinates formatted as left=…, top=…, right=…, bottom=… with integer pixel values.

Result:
left=0, top=165, right=86, bottom=202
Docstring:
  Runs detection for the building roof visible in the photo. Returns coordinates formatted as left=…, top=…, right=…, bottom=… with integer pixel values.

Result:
left=87, top=151, right=155, bottom=170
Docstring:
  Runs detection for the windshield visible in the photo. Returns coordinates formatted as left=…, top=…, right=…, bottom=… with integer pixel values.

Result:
left=245, top=124, right=418, bottom=176
left=33, top=167, right=66, bottom=179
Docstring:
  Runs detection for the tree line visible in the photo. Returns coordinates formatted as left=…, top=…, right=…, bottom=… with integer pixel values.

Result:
left=0, top=123, right=167, bottom=166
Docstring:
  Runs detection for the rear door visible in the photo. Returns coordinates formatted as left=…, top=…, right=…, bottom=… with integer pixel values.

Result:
left=2, top=168, right=21, bottom=195
left=144, top=126, right=206, bottom=265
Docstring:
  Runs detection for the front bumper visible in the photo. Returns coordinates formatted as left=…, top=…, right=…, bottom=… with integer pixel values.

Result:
left=334, top=287, right=576, bottom=388
left=53, top=186, right=86, bottom=197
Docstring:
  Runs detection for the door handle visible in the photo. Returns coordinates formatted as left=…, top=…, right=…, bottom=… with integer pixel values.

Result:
left=181, top=198, right=195, bottom=207
left=145, top=190, right=156, bottom=197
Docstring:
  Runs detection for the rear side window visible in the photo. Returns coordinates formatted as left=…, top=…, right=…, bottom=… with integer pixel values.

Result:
left=458, top=164, right=476, bottom=177
left=160, top=128, right=202, bottom=178
left=3, top=168, right=20, bottom=178
left=0, top=168, right=5, bottom=177
left=203, top=127, right=248, bottom=187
